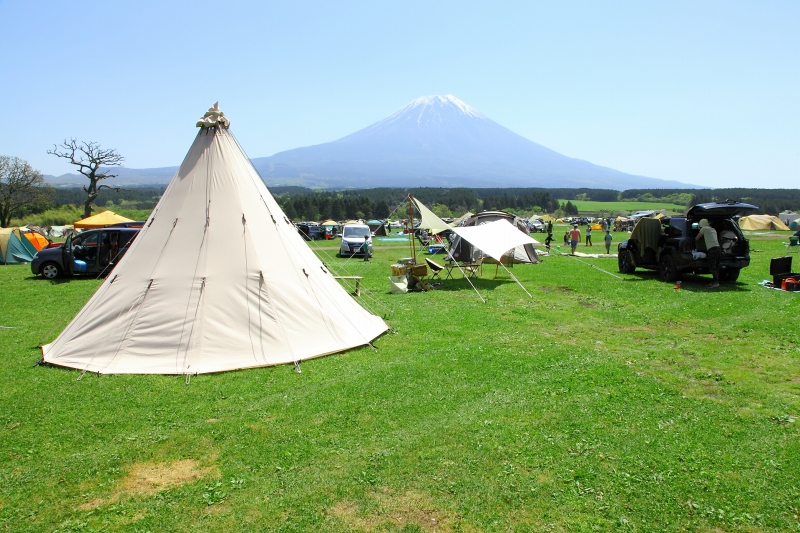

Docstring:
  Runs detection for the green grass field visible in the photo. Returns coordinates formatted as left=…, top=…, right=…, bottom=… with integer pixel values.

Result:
left=559, top=200, right=686, bottom=216
left=1, top=232, right=798, bottom=532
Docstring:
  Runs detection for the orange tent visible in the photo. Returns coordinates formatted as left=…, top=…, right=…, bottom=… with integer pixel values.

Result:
left=23, top=232, right=49, bottom=251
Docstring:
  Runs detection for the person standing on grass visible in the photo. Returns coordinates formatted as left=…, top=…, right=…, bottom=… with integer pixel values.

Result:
left=544, top=233, right=553, bottom=252
left=604, top=230, right=613, bottom=254
left=585, top=225, right=592, bottom=246
left=695, top=218, right=720, bottom=288
left=569, top=224, right=581, bottom=254
left=361, top=236, right=371, bottom=262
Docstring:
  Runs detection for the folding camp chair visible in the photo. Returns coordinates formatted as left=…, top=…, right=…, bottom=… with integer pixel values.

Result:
left=464, top=257, right=483, bottom=278
left=425, top=258, right=445, bottom=280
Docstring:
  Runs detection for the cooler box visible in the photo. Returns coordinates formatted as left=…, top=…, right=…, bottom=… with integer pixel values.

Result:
left=73, top=259, right=87, bottom=273
left=770, top=256, right=799, bottom=287
left=428, top=244, right=445, bottom=254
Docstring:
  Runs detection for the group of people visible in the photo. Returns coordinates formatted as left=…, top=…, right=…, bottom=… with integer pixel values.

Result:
left=550, top=224, right=614, bottom=255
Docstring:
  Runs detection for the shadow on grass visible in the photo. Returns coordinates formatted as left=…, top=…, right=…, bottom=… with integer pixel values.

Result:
left=24, top=275, right=72, bottom=284
left=620, top=271, right=751, bottom=292
left=428, top=277, right=515, bottom=292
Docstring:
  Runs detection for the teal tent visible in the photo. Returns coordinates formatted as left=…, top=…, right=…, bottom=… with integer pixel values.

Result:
left=0, top=228, right=38, bottom=264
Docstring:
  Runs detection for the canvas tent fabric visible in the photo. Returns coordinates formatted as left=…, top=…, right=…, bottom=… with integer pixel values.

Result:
left=74, top=210, right=134, bottom=229
left=452, top=220, right=540, bottom=263
left=411, top=197, right=454, bottom=235
left=778, top=211, right=799, bottom=225
left=42, top=106, right=388, bottom=375
left=451, top=211, right=541, bottom=264
left=738, top=215, right=790, bottom=231
left=0, top=227, right=38, bottom=264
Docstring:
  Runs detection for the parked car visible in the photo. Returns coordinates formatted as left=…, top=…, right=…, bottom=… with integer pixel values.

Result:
left=339, top=223, right=372, bottom=257
left=527, top=219, right=544, bottom=233
left=31, top=227, right=140, bottom=279
left=617, top=201, right=757, bottom=283
left=295, top=222, right=326, bottom=241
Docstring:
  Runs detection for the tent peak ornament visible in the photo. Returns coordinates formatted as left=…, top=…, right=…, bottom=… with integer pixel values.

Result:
left=196, top=102, right=230, bottom=129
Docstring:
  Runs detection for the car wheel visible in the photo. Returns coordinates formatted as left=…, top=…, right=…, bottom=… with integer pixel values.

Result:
left=659, top=254, right=679, bottom=282
left=41, top=262, right=63, bottom=280
left=618, top=250, right=636, bottom=273
left=719, top=268, right=740, bottom=283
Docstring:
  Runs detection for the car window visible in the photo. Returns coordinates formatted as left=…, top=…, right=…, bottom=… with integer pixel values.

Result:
left=668, top=219, right=686, bottom=237
left=343, top=226, right=370, bottom=238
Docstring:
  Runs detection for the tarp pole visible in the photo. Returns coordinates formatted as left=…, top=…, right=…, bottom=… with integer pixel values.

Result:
left=498, top=261, right=532, bottom=298
left=407, top=196, right=417, bottom=264
left=442, top=243, right=486, bottom=303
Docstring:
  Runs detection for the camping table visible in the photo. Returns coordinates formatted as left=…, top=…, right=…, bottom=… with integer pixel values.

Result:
left=444, top=261, right=481, bottom=279
left=334, top=276, right=363, bottom=296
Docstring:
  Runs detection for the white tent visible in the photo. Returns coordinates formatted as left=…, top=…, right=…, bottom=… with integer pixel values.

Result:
left=452, top=219, right=538, bottom=298
left=452, top=219, right=540, bottom=263
left=42, top=104, right=388, bottom=375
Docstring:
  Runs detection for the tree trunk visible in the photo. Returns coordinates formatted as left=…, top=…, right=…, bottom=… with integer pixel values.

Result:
left=84, top=179, right=98, bottom=218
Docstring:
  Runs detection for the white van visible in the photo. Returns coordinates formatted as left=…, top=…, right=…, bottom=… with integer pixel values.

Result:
left=339, top=223, right=372, bottom=258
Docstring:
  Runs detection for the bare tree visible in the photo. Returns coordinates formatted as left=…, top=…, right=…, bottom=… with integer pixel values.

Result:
left=48, top=139, right=124, bottom=218
left=0, top=156, right=53, bottom=227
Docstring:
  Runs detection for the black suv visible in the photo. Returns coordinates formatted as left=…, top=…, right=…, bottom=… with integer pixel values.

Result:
left=617, top=201, right=758, bottom=283
left=31, top=227, right=140, bottom=279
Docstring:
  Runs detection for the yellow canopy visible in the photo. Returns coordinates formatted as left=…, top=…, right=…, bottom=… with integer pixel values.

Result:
left=74, top=210, right=134, bottom=229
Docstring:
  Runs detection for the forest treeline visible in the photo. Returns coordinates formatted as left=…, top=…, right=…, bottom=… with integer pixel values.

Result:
left=13, top=185, right=799, bottom=225
left=271, top=187, right=800, bottom=221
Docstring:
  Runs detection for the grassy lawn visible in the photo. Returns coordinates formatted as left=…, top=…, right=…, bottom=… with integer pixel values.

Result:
left=559, top=200, right=687, bottom=216
left=1, top=232, right=798, bottom=532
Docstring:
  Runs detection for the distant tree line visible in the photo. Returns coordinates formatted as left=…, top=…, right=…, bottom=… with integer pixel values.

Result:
left=50, top=187, right=166, bottom=210
left=8, top=182, right=798, bottom=225
left=272, top=186, right=800, bottom=221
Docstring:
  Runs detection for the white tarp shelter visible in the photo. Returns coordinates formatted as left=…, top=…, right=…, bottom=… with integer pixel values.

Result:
left=42, top=104, right=388, bottom=375
left=452, top=219, right=540, bottom=263
left=411, top=196, right=452, bottom=235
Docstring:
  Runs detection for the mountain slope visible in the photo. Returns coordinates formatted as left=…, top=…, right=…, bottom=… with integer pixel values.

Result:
left=252, top=95, right=696, bottom=189
left=44, top=95, right=698, bottom=190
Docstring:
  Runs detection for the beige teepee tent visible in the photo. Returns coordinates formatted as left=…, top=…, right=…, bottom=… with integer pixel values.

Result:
left=42, top=104, right=388, bottom=374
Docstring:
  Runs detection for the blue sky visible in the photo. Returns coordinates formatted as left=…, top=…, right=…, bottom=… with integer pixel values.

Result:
left=1, top=0, right=797, bottom=188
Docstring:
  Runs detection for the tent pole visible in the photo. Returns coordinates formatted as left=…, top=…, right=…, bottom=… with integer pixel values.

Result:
left=407, top=195, right=417, bottom=264
left=442, top=241, right=486, bottom=303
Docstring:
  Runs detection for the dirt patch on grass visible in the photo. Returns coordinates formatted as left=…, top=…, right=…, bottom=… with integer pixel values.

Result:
left=328, top=488, right=478, bottom=532
left=122, top=459, right=215, bottom=496
left=78, top=459, right=218, bottom=511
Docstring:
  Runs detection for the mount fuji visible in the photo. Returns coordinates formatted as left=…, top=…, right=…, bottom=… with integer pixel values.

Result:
left=44, top=95, right=697, bottom=190
left=252, top=95, right=695, bottom=190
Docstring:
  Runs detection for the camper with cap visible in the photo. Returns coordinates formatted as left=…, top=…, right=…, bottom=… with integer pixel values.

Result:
left=695, top=218, right=721, bottom=288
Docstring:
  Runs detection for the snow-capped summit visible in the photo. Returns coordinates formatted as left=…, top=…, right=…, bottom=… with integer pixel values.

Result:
left=401, top=94, right=487, bottom=119
left=251, top=95, right=696, bottom=190
left=367, top=94, right=488, bottom=131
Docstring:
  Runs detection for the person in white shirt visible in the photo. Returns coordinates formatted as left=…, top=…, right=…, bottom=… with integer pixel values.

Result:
left=695, top=219, right=720, bottom=288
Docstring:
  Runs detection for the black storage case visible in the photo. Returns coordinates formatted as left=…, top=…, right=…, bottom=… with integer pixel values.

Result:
left=770, top=256, right=800, bottom=287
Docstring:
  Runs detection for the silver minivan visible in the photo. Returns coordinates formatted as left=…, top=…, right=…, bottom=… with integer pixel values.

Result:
left=339, top=224, right=372, bottom=257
